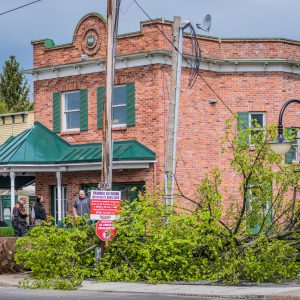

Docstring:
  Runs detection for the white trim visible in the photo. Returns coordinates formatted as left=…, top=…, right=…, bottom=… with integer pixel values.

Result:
left=0, top=160, right=156, bottom=173
left=24, top=52, right=300, bottom=81
left=62, top=91, right=80, bottom=132
left=249, top=112, right=266, bottom=128
left=56, top=171, right=62, bottom=222
left=112, top=84, right=127, bottom=126
left=10, top=171, right=15, bottom=219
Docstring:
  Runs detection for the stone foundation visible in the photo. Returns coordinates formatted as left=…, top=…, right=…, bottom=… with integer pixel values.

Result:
left=0, top=237, right=20, bottom=274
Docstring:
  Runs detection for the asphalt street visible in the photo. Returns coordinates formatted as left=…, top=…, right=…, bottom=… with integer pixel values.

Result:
left=0, top=287, right=207, bottom=300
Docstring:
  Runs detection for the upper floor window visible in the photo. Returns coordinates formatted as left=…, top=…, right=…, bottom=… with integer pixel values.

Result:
left=113, top=85, right=127, bottom=126
left=97, top=83, right=135, bottom=130
left=62, top=91, right=80, bottom=131
left=52, top=89, right=88, bottom=133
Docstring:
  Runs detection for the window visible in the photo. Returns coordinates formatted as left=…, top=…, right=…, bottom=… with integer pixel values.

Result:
left=112, top=85, right=127, bottom=126
left=249, top=112, right=266, bottom=144
left=292, top=130, right=300, bottom=162
left=62, top=91, right=80, bottom=131
left=97, top=83, right=135, bottom=129
left=246, top=182, right=272, bottom=233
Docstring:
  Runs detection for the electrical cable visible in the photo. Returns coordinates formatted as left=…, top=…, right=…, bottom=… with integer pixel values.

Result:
left=132, top=0, right=245, bottom=127
left=0, top=0, right=42, bottom=17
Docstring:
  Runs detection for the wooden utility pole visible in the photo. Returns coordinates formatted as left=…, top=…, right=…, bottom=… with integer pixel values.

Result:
left=164, top=16, right=181, bottom=206
left=101, top=0, right=118, bottom=190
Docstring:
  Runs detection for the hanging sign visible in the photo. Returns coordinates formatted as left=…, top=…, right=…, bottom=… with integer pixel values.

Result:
left=90, top=190, right=121, bottom=220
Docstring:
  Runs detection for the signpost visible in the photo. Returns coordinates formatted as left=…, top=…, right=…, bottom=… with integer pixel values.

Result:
left=90, top=190, right=121, bottom=241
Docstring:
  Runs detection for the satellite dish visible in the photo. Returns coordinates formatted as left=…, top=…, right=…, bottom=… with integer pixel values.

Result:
left=196, top=14, right=212, bottom=32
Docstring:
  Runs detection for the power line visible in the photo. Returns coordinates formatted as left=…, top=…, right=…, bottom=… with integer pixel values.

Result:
left=0, top=0, right=42, bottom=17
left=132, top=0, right=240, bottom=122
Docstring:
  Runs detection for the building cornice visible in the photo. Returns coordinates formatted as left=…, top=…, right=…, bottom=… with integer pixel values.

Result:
left=23, top=50, right=300, bottom=81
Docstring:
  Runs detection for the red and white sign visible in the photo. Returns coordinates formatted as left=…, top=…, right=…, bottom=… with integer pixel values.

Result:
left=90, top=190, right=121, bottom=221
left=90, top=190, right=121, bottom=241
left=96, top=220, right=116, bottom=241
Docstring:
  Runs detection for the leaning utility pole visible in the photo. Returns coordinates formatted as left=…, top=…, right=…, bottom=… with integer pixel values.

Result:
left=101, top=0, right=118, bottom=190
left=164, top=16, right=181, bottom=206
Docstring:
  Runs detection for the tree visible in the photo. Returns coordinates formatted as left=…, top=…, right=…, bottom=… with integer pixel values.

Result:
left=14, top=118, right=300, bottom=286
left=0, top=56, right=33, bottom=112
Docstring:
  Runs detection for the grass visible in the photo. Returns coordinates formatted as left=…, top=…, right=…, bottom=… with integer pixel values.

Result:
left=0, top=226, right=14, bottom=237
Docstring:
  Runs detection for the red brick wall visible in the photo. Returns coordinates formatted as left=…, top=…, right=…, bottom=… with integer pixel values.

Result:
left=32, top=13, right=300, bottom=212
left=32, top=14, right=300, bottom=68
left=35, top=166, right=155, bottom=217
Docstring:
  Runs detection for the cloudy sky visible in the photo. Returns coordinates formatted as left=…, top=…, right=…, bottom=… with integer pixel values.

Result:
left=1, top=0, right=300, bottom=97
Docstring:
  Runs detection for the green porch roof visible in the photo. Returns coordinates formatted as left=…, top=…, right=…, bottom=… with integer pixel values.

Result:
left=0, top=122, right=156, bottom=165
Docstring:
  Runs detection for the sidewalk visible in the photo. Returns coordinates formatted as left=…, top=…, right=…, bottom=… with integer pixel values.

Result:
left=1, top=273, right=300, bottom=299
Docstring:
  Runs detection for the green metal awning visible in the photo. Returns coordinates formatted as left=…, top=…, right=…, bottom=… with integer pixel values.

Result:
left=0, top=122, right=156, bottom=171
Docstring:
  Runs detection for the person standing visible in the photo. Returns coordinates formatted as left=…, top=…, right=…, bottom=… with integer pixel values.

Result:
left=12, top=196, right=28, bottom=237
left=73, top=190, right=90, bottom=219
left=32, top=195, right=46, bottom=225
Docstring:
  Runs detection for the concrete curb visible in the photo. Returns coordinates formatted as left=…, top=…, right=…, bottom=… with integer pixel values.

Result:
left=79, top=281, right=300, bottom=299
left=1, top=274, right=300, bottom=299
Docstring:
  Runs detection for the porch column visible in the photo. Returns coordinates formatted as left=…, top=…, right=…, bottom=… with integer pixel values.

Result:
left=56, top=171, right=62, bottom=223
left=10, top=171, right=15, bottom=218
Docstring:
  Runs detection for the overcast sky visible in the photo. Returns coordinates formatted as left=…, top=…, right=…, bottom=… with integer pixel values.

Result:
left=1, top=0, right=300, bottom=97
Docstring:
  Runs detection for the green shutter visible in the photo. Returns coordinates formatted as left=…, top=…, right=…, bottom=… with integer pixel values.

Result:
left=285, top=147, right=293, bottom=164
left=97, top=86, right=105, bottom=130
left=52, top=92, right=61, bottom=133
left=284, top=127, right=297, bottom=164
left=126, top=82, right=135, bottom=126
left=237, top=112, right=249, bottom=147
left=80, top=89, right=88, bottom=131
left=237, top=112, right=249, bottom=130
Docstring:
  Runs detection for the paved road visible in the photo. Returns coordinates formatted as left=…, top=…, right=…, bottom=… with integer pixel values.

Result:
left=0, top=287, right=209, bottom=300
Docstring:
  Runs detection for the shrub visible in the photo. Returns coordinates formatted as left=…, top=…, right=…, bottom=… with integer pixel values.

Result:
left=15, top=218, right=100, bottom=289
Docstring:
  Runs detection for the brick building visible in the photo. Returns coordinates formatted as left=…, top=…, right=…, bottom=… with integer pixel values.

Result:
left=1, top=12, right=300, bottom=222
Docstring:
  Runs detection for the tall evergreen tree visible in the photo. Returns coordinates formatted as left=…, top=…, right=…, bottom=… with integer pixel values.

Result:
left=0, top=55, right=33, bottom=112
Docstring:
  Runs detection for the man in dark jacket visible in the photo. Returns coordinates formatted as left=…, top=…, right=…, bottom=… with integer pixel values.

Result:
left=12, top=196, right=28, bottom=237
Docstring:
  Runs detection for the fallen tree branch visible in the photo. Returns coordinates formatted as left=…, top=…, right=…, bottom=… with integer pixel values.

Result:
left=238, top=229, right=300, bottom=250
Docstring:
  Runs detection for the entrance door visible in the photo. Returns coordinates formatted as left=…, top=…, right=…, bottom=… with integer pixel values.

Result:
left=51, top=186, right=67, bottom=224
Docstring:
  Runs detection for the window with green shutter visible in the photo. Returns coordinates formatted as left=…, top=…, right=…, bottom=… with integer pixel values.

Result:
left=53, top=92, right=61, bottom=133
left=237, top=112, right=266, bottom=147
left=285, top=127, right=298, bottom=164
left=97, top=83, right=136, bottom=129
